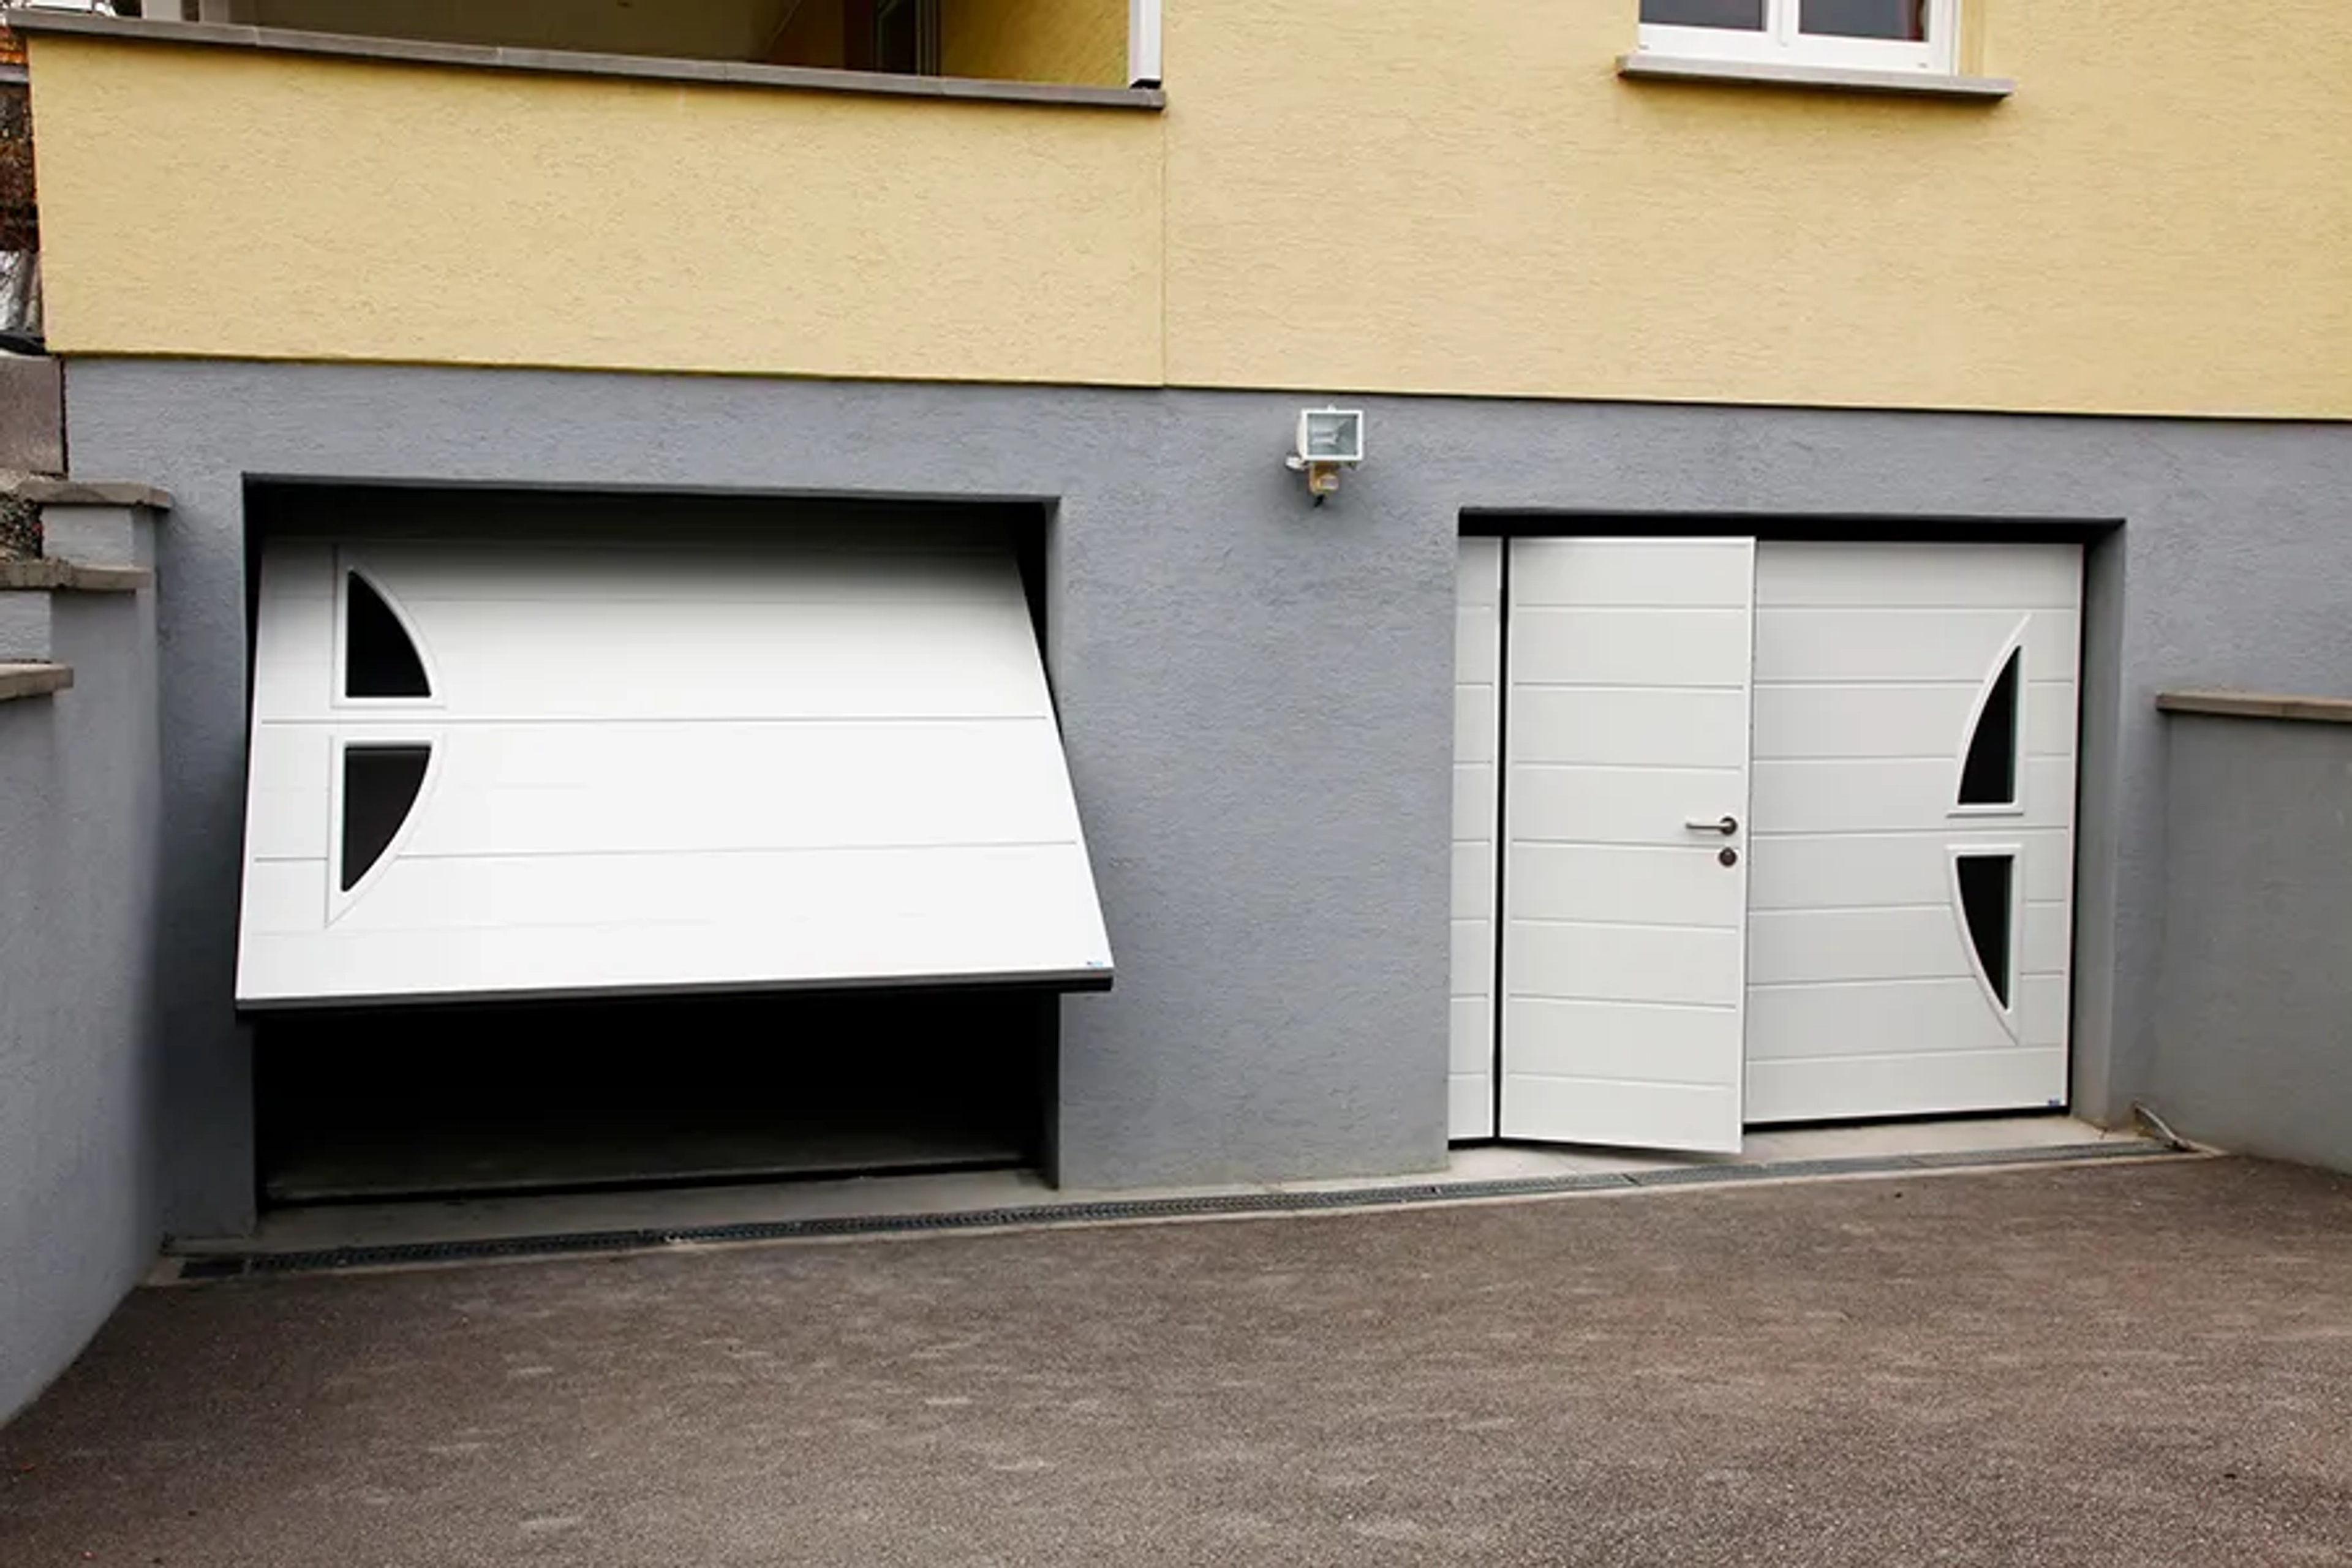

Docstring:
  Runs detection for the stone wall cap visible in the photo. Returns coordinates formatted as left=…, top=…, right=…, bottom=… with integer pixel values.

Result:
left=0, top=559, right=153, bottom=593
left=2, top=478, right=174, bottom=510
left=2157, top=690, right=2352, bottom=725
left=0, top=661, right=72, bottom=702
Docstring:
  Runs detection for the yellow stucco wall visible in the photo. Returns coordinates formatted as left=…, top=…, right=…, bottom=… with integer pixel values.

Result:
left=1159, top=0, right=2352, bottom=416
left=943, top=0, right=1126, bottom=89
left=27, top=37, right=1162, bottom=386
left=27, top=2, right=2352, bottom=416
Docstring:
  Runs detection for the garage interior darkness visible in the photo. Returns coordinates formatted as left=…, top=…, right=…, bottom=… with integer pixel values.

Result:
left=243, top=484, right=1069, bottom=1207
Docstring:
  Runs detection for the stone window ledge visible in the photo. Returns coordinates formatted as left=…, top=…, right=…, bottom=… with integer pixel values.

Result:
left=2157, top=691, right=2352, bottom=726
left=4, top=11, right=1166, bottom=111
left=1618, top=52, right=2014, bottom=101
left=0, top=661, right=72, bottom=702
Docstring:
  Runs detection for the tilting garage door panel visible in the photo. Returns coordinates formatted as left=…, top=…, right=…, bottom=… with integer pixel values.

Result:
left=236, top=535, right=1111, bottom=1007
left=1747, top=829, right=2073, bottom=911
left=242, top=845, right=1107, bottom=1001
left=1505, top=997, right=1738, bottom=1082
left=1754, top=609, right=2078, bottom=684
left=369, top=722, right=1083, bottom=858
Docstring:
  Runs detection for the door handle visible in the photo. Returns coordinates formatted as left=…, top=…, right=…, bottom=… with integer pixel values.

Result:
left=1684, top=815, right=1740, bottom=836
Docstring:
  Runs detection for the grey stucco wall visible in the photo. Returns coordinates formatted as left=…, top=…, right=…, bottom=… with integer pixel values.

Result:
left=55, top=360, right=2352, bottom=1236
left=2150, top=713, right=2352, bottom=1170
left=0, top=575, right=162, bottom=1420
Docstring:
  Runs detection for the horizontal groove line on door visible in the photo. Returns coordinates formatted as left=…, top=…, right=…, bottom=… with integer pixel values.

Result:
left=1509, top=914, right=1742, bottom=933
left=1503, top=682, right=1749, bottom=695
left=1513, top=840, right=1738, bottom=854
left=1752, top=751, right=2076, bottom=764
left=1748, top=972, right=2068, bottom=992
left=1503, top=1072, right=1738, bottom=1093
left=1509, top=761, right=1744, bottom=775
left=1749, top=828, right=2070, bottom=842
left=1752, top=1044, right=2064, bottom=1067
left=254, top=839, right=1080, bottom=864
left=1747, top=678, right=2078, bottom=690
left=273, top=714, right=1050, bottom=727
left=1510, top=995, right=1737, bottom=1012
left=1752, top=679, right=2079, bottom=690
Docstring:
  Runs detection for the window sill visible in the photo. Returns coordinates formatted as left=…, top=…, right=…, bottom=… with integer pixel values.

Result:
left=4, top=11, right=1166, bottom=112
left=1617, top=52, right=2014, bottom=102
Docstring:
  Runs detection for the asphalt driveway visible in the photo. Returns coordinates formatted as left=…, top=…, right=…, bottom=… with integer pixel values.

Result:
left=4, top=1156, right=2350, bottom=1566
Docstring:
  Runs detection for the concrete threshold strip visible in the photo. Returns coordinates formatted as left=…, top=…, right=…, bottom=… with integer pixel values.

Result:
left=165, top=1139, right=2199, bottom=1283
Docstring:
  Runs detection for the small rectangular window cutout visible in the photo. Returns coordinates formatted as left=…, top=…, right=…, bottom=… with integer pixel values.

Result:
left=1959, top=649, right=2021, bottom=807
left=1642, top=0, right=1766, bottom=28
left=1801, top=0, right=1927, bottom=40
left=1956, top=854, right=2014, bottom=1008
left=342, top=746, right=431, bottom=892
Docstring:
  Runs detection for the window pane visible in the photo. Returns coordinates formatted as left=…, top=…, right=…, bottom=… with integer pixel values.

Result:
left=345, top=571, right=431, bottom=699
left=1958, top=648, right=2021, bottom=807
left=342, top=745, right=430, bottom=892
left=1800, top=0, right=1928, bottom=41
left=1642, top=0, right=1767, bottom=31
left=1956, top=854, right=2014, bottom=1008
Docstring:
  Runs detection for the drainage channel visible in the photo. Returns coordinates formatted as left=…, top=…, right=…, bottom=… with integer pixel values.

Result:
left=176, top=1139, right=2189, bottom=1280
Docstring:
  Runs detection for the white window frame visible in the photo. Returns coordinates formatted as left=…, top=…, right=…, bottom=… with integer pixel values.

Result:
left=1638, top=0, right=1958, bottom=76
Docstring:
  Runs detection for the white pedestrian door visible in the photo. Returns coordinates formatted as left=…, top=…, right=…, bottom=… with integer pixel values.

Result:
left=1498, top=538, right=1755, bottom=1153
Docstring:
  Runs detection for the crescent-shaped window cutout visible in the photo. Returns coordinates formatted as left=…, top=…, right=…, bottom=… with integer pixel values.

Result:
left=1955, top=852, right=2015, bottom=1011
left=1958, top=646, right=2021, bottom=808
left=345, top=570, right=432, bottom=699
left=341, top=744, right=432, bottom=892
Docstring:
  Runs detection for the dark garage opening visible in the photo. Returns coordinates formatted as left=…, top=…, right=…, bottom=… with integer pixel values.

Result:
left=243, top=484, right=1072, bottom=1209
left=255, top=990, right=1056, bottom=1205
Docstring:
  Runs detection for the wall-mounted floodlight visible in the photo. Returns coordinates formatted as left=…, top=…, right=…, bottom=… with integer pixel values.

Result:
left=1286, top=407, right=1365, bottom=503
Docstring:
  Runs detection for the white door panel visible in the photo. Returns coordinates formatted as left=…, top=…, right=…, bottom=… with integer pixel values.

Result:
left=1755, top=541, right=2081, bottom=608
left=1747, top=829, right=2074, bottom=911
left=1448, top=538, right=1503, bottom=1139
left=1755, top=608, right=2078, bottom=684
left=1744, top=541, right=2081, bottom=1123
left=1509, top=765, right=1753, bottom=848
left=1512, top=608, right=1753, bottom=690
left=1747, top=974, right=2071, bottom=1060
left=1508, top=687, right=1751, bottom=767
left=1751, top=682, right=2078, bottom=761
left=1510, top=843, right=1744, bottom=929
left=1747, top=1049, right=2070, bottom=1125
left=1750, top=755, right=2076, bottom=834
left=1499, top=538, right=1751, bottom=1154
left=1510, top=537, right=1758, bottom=606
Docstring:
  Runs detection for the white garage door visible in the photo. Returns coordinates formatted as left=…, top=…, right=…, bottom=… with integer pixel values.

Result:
left=236, top=530, right=1114, bottom=1009
left=1451, top=535, right=2080, bottom=1150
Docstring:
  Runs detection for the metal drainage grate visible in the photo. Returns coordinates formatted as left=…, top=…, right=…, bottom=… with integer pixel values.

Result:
left=175, top=1139, right=2185, bottom=1280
